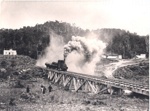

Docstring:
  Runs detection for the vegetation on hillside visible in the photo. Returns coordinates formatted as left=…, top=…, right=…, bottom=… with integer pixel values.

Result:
left=94, top=29, right=149, bottom=58
left=0, top=20, right=149, bottom=59
left=113, top=60, right=149, bottom=85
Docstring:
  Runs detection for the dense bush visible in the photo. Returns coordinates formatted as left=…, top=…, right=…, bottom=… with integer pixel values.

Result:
left=0, top=21, right=148, bottom=59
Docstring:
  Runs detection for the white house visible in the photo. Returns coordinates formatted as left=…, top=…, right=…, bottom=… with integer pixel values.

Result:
left=3, top=49, right=17, bottom=55
left=102, top=54, right=122, bottom=59
left=118, top=55, right=122, bottom=59
left=136, top=54, right=146, bottom=59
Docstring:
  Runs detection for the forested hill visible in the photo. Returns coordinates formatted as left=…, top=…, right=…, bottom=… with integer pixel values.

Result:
left=94, top=29, right=149, bottom=58
left=0, top=20, right=149, bottom=59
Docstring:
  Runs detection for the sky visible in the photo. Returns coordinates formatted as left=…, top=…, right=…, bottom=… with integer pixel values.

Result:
left=0, top=0, right=150, bottom=35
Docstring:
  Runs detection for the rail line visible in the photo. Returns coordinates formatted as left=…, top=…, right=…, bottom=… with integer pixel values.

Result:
left=45, top=69, right=149, bottom=96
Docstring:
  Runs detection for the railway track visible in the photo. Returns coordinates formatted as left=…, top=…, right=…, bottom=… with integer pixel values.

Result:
left=46, top=69, right=149, bottom=96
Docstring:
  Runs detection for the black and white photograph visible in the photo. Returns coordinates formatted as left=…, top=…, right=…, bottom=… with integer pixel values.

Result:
left=0, top=0, right=149, bottom=111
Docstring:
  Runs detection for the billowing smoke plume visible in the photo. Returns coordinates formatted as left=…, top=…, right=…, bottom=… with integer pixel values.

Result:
left=64, top=33, right=106, bottom=75
left=36, top=31, right=107, bottom=76
left=36, top=32, right=64, bottom=67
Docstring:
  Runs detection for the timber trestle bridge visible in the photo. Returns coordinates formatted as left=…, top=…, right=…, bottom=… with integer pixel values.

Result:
left=46, top=69, right=149, bottom=96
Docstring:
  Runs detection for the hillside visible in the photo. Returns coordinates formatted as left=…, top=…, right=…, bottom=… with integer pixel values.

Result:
left=0, top=21, right=87, bottom=59
left=95, top=58, right=149, bottom=86
left=0, top=20, right=149, bottom=59
left=113, top=59, right=149, bottom=85
left=0, top=55, right=149, bottom=111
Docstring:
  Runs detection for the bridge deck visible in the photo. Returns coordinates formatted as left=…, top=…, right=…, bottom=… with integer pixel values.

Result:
left=47, top=69, right=149, bottom=96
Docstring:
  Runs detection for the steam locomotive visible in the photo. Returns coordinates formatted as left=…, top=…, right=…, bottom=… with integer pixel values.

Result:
left=45, top=60, right=68, bottom=71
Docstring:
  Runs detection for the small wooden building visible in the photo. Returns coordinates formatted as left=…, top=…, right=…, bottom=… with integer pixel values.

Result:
left=3, top=49, right=17, bottom=55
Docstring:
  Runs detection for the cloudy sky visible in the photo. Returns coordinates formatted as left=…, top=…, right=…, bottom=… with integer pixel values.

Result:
left=0, top=0, right=149, bottom=35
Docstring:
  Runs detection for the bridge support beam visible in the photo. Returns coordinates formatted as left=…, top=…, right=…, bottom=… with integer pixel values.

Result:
left=46, top=70, right=149, bottom=96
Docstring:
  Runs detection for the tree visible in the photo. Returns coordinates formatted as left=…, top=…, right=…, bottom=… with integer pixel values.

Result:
left=1, top=60, right=7, bottom=68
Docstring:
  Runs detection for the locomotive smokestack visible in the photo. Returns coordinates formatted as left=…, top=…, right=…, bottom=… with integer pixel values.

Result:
left=64, top=54, right=66, bottom=62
